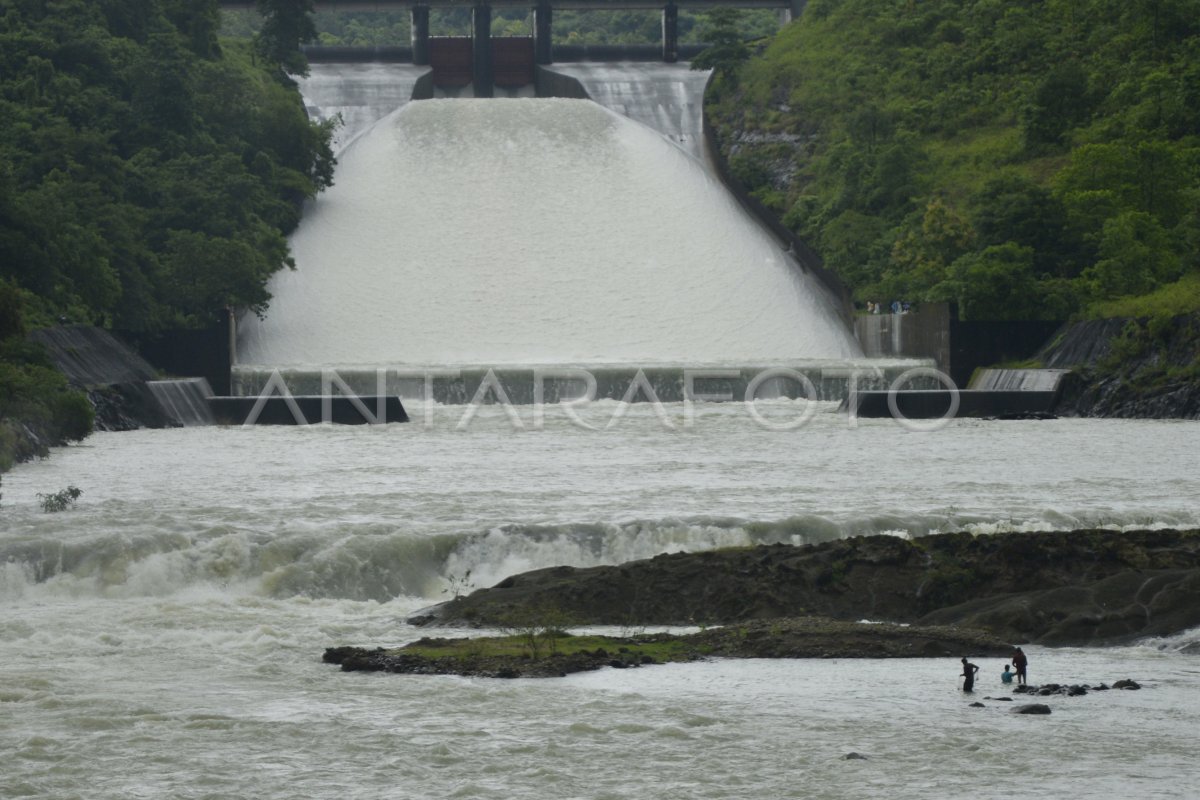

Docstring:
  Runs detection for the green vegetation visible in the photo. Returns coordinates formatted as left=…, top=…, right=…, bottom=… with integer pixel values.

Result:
left=690, top=8, right=752, bottom=81
left=221, top=6, right=781, bottom=46
left=1089, top=272, right=1200, bottom=319
left=706, top=0, right=1200, bottom=320
left=401, top=632, right=695, bottom=663
left=1094, top=311, right=1200, bottom=389
left=37, top=485, right=82, bottom=513
left=0, top=0, right=335, bottom=471
left=0, top=282, right=93, bottom=473
left=0, top=0, right=335, bottom=331
left=254, top=0, right=317, bottom=75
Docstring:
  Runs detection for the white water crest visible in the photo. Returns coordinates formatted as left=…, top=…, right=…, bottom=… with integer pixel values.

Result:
left=4, top=407, right=1199, bottom=603
left=237, top=98, right=861, bottom=368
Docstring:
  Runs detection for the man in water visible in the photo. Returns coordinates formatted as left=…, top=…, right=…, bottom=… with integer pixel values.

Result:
left=961, top=657, right=980, bottom=692
left=1001, top=664, right=1014, bottom=684
left=1012, top=647, right=1028, bottom=685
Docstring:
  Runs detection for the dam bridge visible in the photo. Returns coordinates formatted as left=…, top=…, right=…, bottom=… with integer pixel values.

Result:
left=221, top=0, right=806, bottom=95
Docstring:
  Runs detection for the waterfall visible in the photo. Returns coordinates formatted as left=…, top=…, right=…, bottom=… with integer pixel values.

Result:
left=236, top=95, right=862, bottom=371
left=146, top=378, right=215, bottom=427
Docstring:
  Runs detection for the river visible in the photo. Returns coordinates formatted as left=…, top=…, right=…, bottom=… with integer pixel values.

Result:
left=2, top=404, right=1199, bottom=798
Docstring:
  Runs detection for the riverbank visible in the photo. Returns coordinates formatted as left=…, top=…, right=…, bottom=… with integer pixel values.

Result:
left=410, top=529, right=1200, bottom=646
left=325, top=616, right=1012, bottom=678
left=1044, top=313, right=1200, bottom=419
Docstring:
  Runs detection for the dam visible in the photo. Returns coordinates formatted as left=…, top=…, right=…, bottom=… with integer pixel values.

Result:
left=234, top=61, right=920, bottom=404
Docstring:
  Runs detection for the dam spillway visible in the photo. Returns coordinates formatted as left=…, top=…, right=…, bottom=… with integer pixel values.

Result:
left=235, top=66, right=877, bottom=401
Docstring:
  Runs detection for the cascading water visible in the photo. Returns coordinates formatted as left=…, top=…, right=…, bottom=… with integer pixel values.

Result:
left=545, top=62, right=711, bottom=160
left=297, top=62, right=431, bottom=153
left=236, top=95, right=862, bottom=372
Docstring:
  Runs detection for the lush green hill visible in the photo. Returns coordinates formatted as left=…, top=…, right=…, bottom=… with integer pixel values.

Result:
left=705, top=0, right=1200, bottom=321
left=0, top=0, right=335, bottom=470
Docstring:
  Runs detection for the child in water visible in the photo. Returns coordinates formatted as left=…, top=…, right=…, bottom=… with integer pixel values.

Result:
left=1002, top=664, right=1014, bottom=684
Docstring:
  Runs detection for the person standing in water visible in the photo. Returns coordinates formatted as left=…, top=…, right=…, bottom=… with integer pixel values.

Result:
left=961, top=657, right=980, bottom=692
left=1012, top=647, right=1028, bottom=685
left=1001, top=665, right=1014, bottom=684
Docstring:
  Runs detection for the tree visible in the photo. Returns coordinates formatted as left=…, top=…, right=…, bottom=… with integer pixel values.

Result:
left=938, top=243, right=1040, bottom=320
left=1022, top=61, right=1092, bottom=149
left=1084, top=210, right=1181, bottom=298
left=888, top=197, right=975, bottom=298
left=691, top=8, right=751, bottom=84
left=0, top=282, right=24, bottom=341
left=972, top=175, right=1076, bottom=277
left=255, top=0, right=318, bottom=77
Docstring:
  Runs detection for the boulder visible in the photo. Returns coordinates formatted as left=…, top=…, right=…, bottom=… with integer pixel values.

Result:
left=1015, top=704, right=1052, bottom=715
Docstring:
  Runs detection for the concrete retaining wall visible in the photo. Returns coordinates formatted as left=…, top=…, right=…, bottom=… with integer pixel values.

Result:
left=855, top=305, right=951, bottom=370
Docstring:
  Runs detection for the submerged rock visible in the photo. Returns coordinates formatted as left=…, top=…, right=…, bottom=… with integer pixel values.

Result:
left=1113, top=679, right=1142, bottom=690
left=1015, top=704, right=1052, bottom=715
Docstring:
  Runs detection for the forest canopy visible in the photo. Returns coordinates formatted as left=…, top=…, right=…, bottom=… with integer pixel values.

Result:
left=219, top=6, right=782, bottom=47
left=705, top=0, right=1200, bottom=320
left=0, top=0, right=335, bottom=333
left=0, top=0, right=334, bottom=467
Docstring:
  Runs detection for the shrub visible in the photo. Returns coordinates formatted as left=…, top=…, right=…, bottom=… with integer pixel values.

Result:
left=37, top=485, right=82, bottom=513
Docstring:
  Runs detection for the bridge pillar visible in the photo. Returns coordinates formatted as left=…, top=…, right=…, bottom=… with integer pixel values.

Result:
left=661, top=2, right=678, bottom=63
left=534, top=2, right=553, bottom=65
left=411, top=5, right=430, bottom=66
left=784, top=0, right=807, bottom=23
left=473, top=4, right=494, bottom=97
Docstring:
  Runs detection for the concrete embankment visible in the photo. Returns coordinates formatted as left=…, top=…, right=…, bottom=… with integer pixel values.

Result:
left=29, top=325, right=176, bottom=431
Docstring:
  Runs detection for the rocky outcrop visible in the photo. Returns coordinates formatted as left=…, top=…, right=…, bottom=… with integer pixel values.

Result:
left=411, top=529, right=1200, bottom=646
left=325, top=617, right=1012, bottom=679
left=1043, top=314, right=1200, bottom=419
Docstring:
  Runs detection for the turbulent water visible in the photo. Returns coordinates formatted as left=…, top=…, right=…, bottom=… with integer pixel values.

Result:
left=298, top=63, right=430, bottom=154
left=3, top=406, right=1200, bottom=798
left=545, top=62, right=711, bottom=160
left=236, top=98, right=860, bottom=368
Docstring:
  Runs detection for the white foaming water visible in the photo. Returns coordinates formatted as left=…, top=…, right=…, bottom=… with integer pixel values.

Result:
left=2, top=410, right=1200, bottom=797
left=299, top=62, right=431, bottom=153
left=545, top=62, right=712, bottom=160
left=236, top=98, right=861, bottom=368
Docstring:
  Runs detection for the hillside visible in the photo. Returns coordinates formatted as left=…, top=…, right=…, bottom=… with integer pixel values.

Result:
left=705, top=0, right=1200, bottom=322
left=0, top=0, right=335, bottom=471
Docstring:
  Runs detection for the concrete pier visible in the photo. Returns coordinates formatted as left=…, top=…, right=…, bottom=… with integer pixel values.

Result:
left=411, top=5, right=430, bottom=65
left=661, top=2, right=678, bottom=62
left=472, top=4, right=494, bottom=96
left=534, top=2, right=553, bottom=64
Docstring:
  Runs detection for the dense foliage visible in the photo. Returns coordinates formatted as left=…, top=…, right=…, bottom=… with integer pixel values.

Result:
left=221, top=7, right=781, bottom=46
left=706, top=0, right=1200, bottom=320
left=0, top=0, right=335, bottom=332
left=0, top=281, right=93, bottom=474
left=0, top=0, right=335, bottom=470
